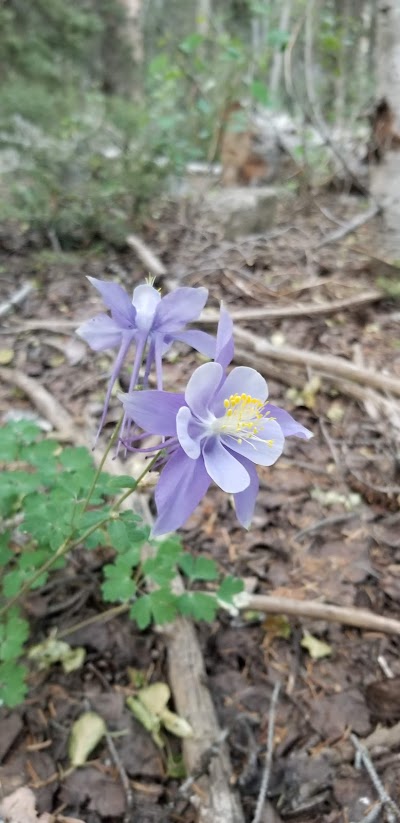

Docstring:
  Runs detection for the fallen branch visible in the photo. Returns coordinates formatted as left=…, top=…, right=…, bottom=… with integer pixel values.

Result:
left=0, top=282, right=34, bottom=319
left=0, top=319, right=78, bottom=334
left=0, top=368, right=78, bottom=437
left=126, top=234, right=166, bottom=278
left=233, top=328, right=400, bottom=397
left=235, top=344, right=400, bottom=432
left=201, top=289, right=383, bottom=323
left=238, top=593, right=400, bottom=636
left=313, top=203, right=381, bottom=249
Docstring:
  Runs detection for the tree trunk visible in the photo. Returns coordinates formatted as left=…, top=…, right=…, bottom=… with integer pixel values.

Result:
left=118, top=0, right=143, bottom=66
left=370, top=0, right=400, bottom=257
left=269, top=0, right=292, bottom=102
left=197, top=0, right=211, bottom=36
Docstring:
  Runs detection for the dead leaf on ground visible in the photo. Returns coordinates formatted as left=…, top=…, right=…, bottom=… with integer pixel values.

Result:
left=366, top=676, right=400, bottom=721
left=307, top=689, right=371, bottom=739
left=0, top=713, right=23, bottom=763
left=0, top=786, right=52, bottom=823
left=60, top=767, right=126, bottom=818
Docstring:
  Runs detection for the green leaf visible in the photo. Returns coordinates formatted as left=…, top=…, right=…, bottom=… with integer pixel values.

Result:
left=59, top=446, right=94, bottom=472
left=177, top=592, right=217, bottom=622
left=20, top=438, right=60, bottom=467
left=0, top=428, right=19, bottom=461
left=0, top=533, right=12, bottom=565
left=217, top=576, right=244, bottom=605
left=0, top=609, right=29, bottom=661
left=148, top=589, right=178, bottom=624
left=142, top=556, right=176, bottom=586
left=155, top=535, right=183, bottom=564
left=0, top=661, right=28, bottom=707
left=130, top=596, right=152, bottom=630
left=101, top=561, right=137, bottom=602
left=178, top=554, right=218, bottom=582
left=179, top=33, right=204, bottom=54
left=2, top=569, right=28, bottom=598
left=81, top=528, right=107, bottom=550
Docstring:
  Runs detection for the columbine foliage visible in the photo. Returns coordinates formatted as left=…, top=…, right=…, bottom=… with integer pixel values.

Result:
left=0, top=419, right=243, bottom=707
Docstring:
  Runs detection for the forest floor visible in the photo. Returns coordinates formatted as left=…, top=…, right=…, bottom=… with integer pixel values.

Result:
left=0, top=188, right=400, bottom=823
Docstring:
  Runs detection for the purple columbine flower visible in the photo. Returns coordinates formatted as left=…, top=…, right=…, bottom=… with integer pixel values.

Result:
left=76, top=277, right=215, bottom=440
left=119, top=307, right=312, bottom=536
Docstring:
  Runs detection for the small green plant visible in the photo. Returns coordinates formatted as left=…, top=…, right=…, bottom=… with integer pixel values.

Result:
left=0, top=419, right=243, bottom=706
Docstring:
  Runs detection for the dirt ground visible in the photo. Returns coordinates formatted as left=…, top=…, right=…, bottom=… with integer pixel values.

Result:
left=0, top=190, right=400, bottom=823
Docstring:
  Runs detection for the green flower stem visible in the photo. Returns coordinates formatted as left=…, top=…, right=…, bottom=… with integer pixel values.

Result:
left=82, top=416, right=123, bottom=511
left=58, top=603, right=129, bottom=638
left=110, top=451, right=160, bottom=511
left=0, top=451, right=161, bottom=618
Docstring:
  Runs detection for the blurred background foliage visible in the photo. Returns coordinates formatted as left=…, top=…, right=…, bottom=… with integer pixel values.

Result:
left=0, top=0, right=375, bottom=247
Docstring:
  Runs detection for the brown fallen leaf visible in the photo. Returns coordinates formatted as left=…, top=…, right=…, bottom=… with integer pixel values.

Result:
left=56, top=817, right=86, bottom=823
left=366, top=676, right=400, bottom=721
left=0, top=786, right=52, bottom=823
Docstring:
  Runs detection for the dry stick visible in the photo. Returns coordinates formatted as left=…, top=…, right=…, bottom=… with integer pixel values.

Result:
left=126, top=234, right=166, bottom=278
left=233, top=328, right=400, bottom=397
left=356, top=803, right=385, bottom=823
left=351, top=734, right=400, bottom=823
left=235, top=344, right=400, bottom=432
left=251, top=682, right=281, bottom=823
left=201, top=289, right=384, bottom=323
left=239, top=594, right=400, bottom=636
left=60, top=589, right=400, bottom=642
left=313, top=203, right=381, bottom=249
left=0, top=282, right=34, bottom=319
left=104, top=730, right=135, bottom=823
left=0, top=367, right=77, bottom=437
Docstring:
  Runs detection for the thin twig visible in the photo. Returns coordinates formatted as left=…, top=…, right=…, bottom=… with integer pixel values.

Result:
left=355, top=802, right=384, bottom=823
left=314, top=203, right=381, bottom=249
left=251, top=682, right=281, bottom=823
left=126, top=234, right=166, bottom=278
left=294, top=512, right=358, bottom=541
left=234, top=594, right=400, bottom=636
left=351, top=734, right=400, bottom=822
left=0, top=319, right=78, bottom=334
left=104, top=730, right=135, bottom=823
left=200, top=289, right=383, bottom=323
left=0, top=282, right=34, bottom=319
left=235, top=342, right=400, bottom=432
left=233, top=328, right=400, bottom=397
left=0, top=367, right=77, bottom=436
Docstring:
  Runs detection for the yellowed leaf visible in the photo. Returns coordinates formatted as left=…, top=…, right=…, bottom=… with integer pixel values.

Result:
left=0, top=348, right=14, bottom=365
left=69, top=711, right=106, bottom=766
left=160, top=708, right=193, bottom=738
left=28, top=636, right=85, bottom=673
left=138, top=682, right=170, bottom=716
left=301, top=630, right=332, bottom=660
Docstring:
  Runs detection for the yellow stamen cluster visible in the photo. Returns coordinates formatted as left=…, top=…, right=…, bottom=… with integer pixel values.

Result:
left=221, top=393, right=264, bottom=442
